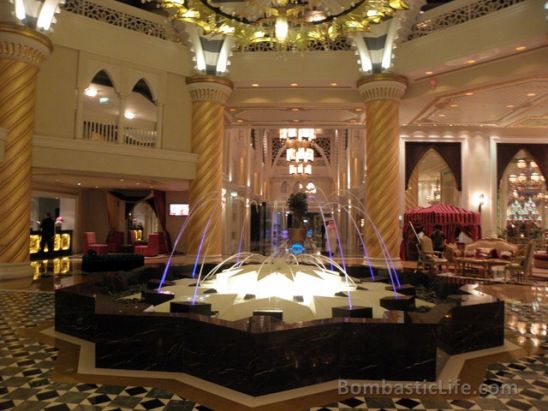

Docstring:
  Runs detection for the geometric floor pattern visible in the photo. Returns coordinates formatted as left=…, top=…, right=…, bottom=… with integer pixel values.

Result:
left=0, top=290, right=209, bottom=411
left=0, top=289, right=546, bottom=410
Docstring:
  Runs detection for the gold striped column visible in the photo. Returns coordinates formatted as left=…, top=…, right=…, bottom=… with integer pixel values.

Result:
left=185, top=76, right=232, bottom=258
left=405, top=168, right=419, bottom=211
left=358, top=74, right=407, bottom=262
left=0, top=24, right=52, bottom=267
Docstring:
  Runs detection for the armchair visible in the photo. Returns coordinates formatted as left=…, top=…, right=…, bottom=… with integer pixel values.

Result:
left=106, top=230, right=124, bottom=253
left=134, top=233, right=160, bottom=257
left=505, top=240, right=535, bottom=282
left=417, top=235, right=448, bottom=274
left=83, top=232, right=108, bottom=255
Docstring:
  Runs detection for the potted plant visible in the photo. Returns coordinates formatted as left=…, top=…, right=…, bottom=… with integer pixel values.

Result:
left=287, top=192, right=308, bottom=243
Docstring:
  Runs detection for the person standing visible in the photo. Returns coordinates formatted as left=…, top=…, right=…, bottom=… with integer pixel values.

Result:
left=326, top=220, right=338, bottom=255
left=40, top=213, right=55, bottom=255
left=431, top=224, right=446, bottom=253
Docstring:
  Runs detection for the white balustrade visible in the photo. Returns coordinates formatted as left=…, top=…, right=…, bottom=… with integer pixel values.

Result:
left=83, top=120, right=118, bottom=143
left=82, top=120, right=157, bottom=148
left=124, top=128, right=157, bottom=148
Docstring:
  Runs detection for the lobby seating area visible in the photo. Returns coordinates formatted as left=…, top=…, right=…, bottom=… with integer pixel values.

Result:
left=134, top=233, right=162, bottom=257
left=82, top=232, right=108, bottom=256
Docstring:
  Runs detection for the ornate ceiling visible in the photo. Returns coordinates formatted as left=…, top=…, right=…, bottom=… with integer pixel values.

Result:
left=409, top=77, right=548, bottom=128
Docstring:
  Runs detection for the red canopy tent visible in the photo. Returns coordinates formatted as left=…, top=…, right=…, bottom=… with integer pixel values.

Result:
left=401, top=204, right=482, bottom=260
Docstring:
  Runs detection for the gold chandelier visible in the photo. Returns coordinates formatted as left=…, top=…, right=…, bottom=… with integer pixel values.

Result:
left=159, top=0, right=407, bottom=49
left=280, top=128, right=315, bottom=175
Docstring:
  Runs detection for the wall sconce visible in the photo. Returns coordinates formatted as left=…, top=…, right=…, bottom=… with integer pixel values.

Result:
left=473, top=193, right=486, bottom=213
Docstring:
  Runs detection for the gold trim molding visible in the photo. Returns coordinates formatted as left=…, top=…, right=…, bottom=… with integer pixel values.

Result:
left=357, top=73, right=408, bottom=102
left=186, top=75, right=233, bottom=89
left=357, top=73, right=408, bottom=88
left=186, top=76, right=233, bottom=104
left=0, top=24, right=53, bottom=51
left=0, top=24, right=53, bottom=66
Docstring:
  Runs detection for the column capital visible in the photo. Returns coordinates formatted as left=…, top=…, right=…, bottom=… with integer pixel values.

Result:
left=186, top=75, right=233, bottom=104
left=0, top=23, right=52, bottom=66
left=357, top=73, right=408, bottom=102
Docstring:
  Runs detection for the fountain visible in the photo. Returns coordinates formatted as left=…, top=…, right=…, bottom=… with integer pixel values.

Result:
left=54, top=191, right=506, bottom=396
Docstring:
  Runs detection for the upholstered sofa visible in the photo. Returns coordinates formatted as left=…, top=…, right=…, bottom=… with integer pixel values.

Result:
left=444, top=238, right=519, bottom=271
left=463, top=238, right=519, bottom=259
left=534, top=252, right=548, bottom=269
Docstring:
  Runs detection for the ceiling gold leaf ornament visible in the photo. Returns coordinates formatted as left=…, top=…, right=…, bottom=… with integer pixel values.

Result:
left=157, top=0, right=407, bottom=51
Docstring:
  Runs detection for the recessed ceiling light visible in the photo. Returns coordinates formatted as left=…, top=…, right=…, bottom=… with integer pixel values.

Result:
left=290, top=108, right=301, bottom=112
left=449, top=104, right=459, bottom=108
left=124, top=111, right=136, bottom=120
left=120, top=179, right=124, bottom=182
left=526, top=92, right=536, bottom=97
left=425, top=71, right=433, bottom=75
left=236, top=119, right=244, bottom=123
left=251, top=83, right=260, bottom=87
left=228, top=108, right=237, bottom=112
left=515, top=46, right=527, bottom=51
left=464, top=92, right=474, bottom=96
left=438, top=114, right=446, bottom=117
left=292, top=119, right=300, bottom=122
left=290, top=83, right=299, bottom=87
left=506, top=104, right=515, bottom=108
left=99, top=96, right=109, bottom=104
left=330, top=82, right=338, bottom=87
left=84, top=87, right=97, bottom=97
left=466, top=59, right=476, bottom=64
left=77, top=182, right=81, bottom=186
left=354, top=108, right=363, bottom=112
left=95, top=186, right=99, bottom=189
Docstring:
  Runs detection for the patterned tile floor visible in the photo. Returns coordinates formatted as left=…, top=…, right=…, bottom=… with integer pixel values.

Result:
left=0, top=291, right=209, bottom=411
left=0, top=289, right=546, bottom=410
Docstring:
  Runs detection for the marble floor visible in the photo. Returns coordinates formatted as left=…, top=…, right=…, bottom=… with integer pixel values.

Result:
left=0, top=261, right=546, bottom=410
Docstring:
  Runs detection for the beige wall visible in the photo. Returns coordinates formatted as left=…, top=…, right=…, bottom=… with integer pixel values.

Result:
left=35, top=45, right=78, bottom=139
left=79, top=190, right=110, bottom=252
left=162, top=74, right=192, bottom=152
left=166, top=191, right=189, bottom=253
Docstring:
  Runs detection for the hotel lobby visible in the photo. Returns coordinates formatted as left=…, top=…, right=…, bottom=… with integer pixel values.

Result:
left=0, top=0, right=547, bottom=410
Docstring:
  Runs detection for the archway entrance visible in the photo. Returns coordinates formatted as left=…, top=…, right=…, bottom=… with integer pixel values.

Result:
left=131, top=202, right=159, bottom=241
left=498, top=149, right=546, bottom=244
left=406, top=149, right=460, bottom=210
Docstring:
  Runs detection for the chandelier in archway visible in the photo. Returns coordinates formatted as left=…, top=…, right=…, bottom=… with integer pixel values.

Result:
left=159, top=0, right=407, bottom=48
left=280, top=128, right=315, bottom=175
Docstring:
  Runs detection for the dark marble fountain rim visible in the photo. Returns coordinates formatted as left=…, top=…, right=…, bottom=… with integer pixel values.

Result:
left=62, top=265, right=501, bottom=335
left=68, top=283, right=502, bottom=335
left=94, top=297, right=410, bottom=333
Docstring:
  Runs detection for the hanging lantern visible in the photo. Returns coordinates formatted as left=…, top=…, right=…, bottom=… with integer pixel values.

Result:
left=286, top=147, right=296, bottom=161
left=517, top=159, right=527, bottom=168
left=518, top=173, right=527, bottom=182
left=508, top=174, right=517, bottom=183
left=530, top=161, right=538, bottom=168
left=531, top=172, right=540, bottom=182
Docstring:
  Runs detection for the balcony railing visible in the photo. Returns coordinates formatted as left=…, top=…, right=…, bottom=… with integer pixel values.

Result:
left=407, top=0, right=526, bottom=40
left=83, top=120, right=157, bottom=148
left=124, top=128, right=157, bottom=148
left=83, top=120, right=118, bottom=143
left=62, top=0, right=174, bottom=40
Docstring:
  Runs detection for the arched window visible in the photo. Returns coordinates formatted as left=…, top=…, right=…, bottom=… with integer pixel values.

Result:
left=124, top=79, right=158, bottom=148
left=280, top=181, right=288, bottom=194
left=82, top=70, right=120, bottom=143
